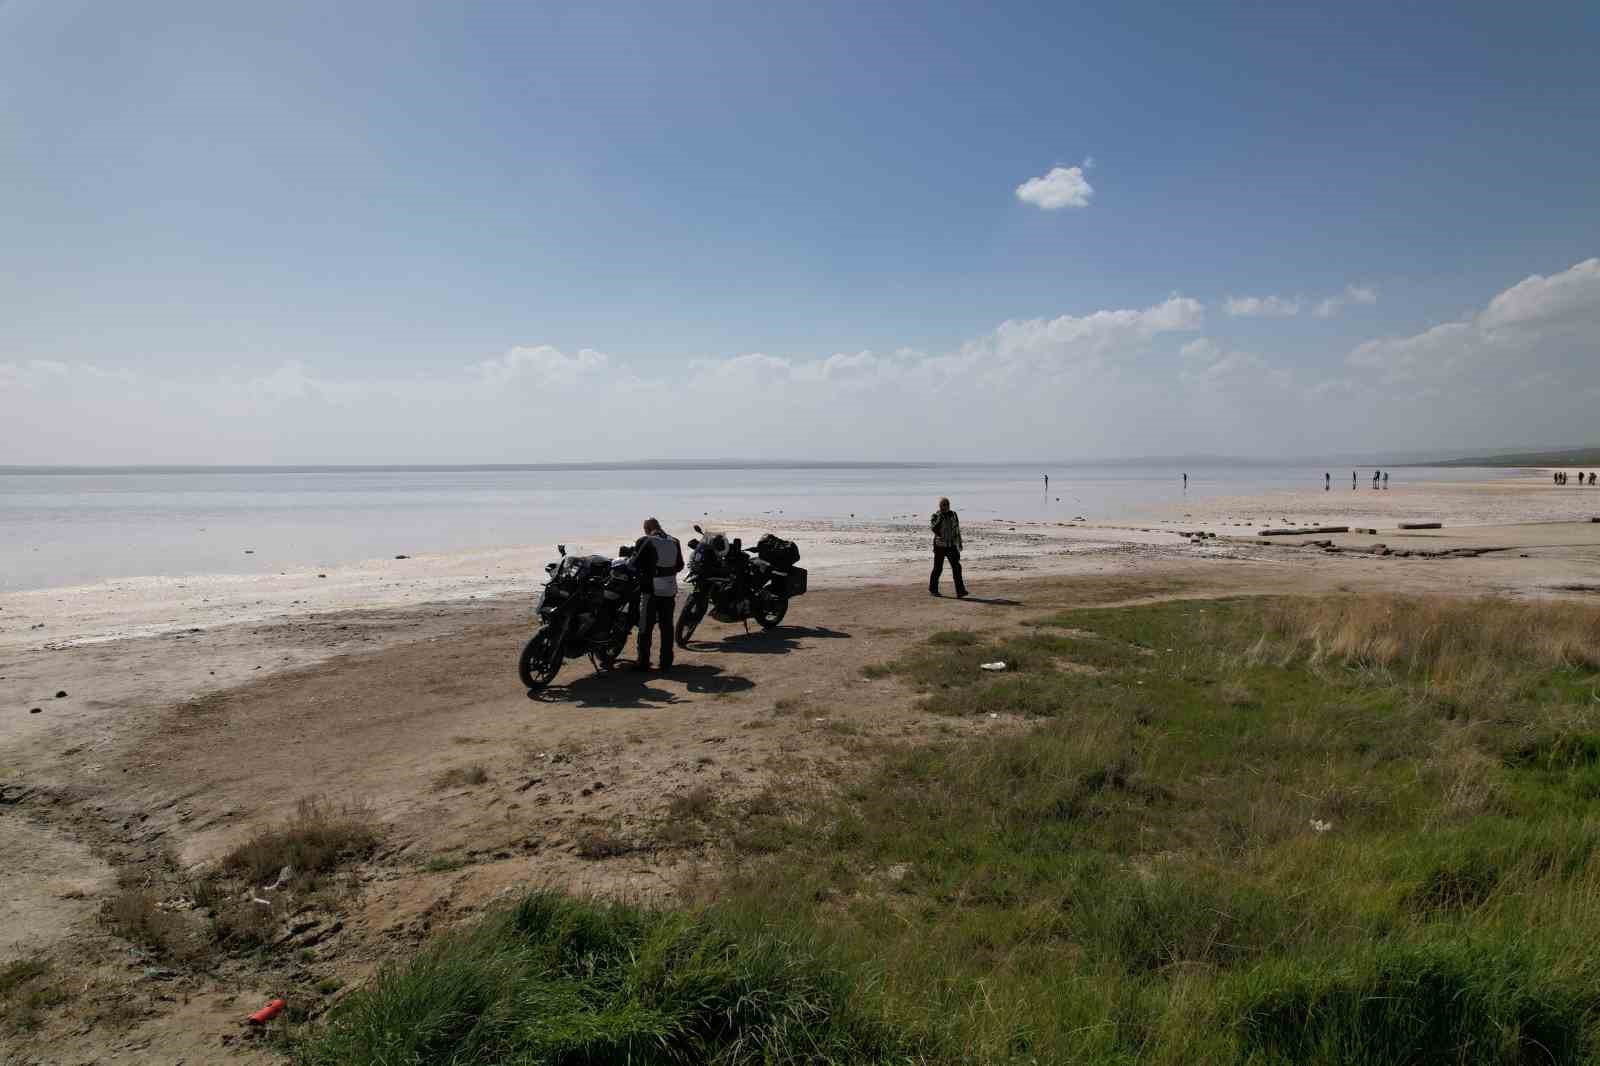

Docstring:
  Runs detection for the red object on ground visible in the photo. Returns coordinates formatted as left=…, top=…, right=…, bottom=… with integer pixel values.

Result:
left=248, top=998, right=286, bottom=1025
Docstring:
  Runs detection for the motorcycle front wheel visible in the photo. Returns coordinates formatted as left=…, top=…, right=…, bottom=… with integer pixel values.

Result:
left=676, top=592, right=708, bottom=648
left=753, top=592, right=788, bottom=630
left=518, top=627, right=563, bottom=690
left=596, top=619, right=632, bottom=668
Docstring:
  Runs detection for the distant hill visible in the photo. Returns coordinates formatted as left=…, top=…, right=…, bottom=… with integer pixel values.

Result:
left=1437, top=447, right=1600, bottom=467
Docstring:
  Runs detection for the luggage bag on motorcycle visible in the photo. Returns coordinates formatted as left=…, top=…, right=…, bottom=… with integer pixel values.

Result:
left=784, top=566, right=807, bottom=596
left=755, top=534, right=800, bottom=568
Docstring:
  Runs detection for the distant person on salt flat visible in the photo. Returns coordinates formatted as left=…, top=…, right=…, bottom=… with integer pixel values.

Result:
left=1325, top=472, right=1330, bottom=491
left=1383, top=471, right=1389, bottom=489
left=929, top=497, right=969, bottom=599
left=1182, top=472, right=1188, bottom=489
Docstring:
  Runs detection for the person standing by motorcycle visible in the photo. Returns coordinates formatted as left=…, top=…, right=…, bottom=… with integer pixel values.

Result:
left=632, top=517, right=683, bottom=671
left=929, top=497, right=969, bottom=598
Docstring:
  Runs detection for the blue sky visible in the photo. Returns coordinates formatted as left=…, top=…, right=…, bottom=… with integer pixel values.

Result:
left=2, top=0, right=1598, bottom=462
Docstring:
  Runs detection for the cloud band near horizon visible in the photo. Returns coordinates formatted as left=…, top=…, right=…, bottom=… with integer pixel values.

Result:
left=2, top=260, right=1596, bottom=464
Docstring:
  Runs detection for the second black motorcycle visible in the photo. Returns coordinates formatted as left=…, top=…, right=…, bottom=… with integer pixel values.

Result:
left=517, top=544, right=641, bottom=690
left=675, top=528, right=806, bottom=647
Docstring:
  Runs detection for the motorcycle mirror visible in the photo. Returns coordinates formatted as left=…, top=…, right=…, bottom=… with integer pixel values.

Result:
left=557, top=544, right=566, bottom=557
left=693, top=524, right=703, bottom=534
left=732, top=537, right=742, bottom=551
left=619, top=545, right=634, bottom=557
left=687, top=538, right=700, bottom=549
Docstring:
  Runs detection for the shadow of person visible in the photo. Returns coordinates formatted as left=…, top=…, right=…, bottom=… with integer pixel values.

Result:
left=672, top=662, right=757, bottom=696
left=953, top=596, right=1025, bottom=606
left=528, top=662, right=754, bottom=708
left=687, top=625, right=852, bottom=656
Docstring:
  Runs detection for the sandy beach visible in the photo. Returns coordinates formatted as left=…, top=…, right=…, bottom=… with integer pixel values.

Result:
left=3, top=473, right=1599, bottom=1063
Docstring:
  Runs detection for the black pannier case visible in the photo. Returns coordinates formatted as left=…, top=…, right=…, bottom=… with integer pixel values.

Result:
left=755, top=534, right=801, bottom=568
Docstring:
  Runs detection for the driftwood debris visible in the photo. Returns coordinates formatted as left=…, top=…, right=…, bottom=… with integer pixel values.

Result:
left=1258, top=525, right=1350, bottom=537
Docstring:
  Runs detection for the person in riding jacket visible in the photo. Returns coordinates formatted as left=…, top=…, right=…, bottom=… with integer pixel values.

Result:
left=633, top=517, right=683, bottom=671
left=929, top=497, right=969, bottom=598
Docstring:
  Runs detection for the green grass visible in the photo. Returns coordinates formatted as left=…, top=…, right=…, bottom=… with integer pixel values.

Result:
left=294, top=891, right=919, bottom=1065
left=299, top=593, right=1600, bottom=1064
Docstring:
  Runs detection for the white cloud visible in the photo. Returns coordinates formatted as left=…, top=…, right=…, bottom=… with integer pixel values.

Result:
left=1224, top=295, right=1302, bottom=318
left=0, top=295, right=1209, bottom=463
left=1015, top=164, right=1093, bottom=210
left=1478, top=258, right=1599, bottom=331
left=1314, top=284, right=1380, bottom=318
left=478, top=345, right=612, bottom=387
left=1348, top=259, right=1598, bottom=384
left=983, top=296, right=1203, bottom=361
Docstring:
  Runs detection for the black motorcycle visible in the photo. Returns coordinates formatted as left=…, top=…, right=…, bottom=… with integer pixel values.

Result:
left=518, top=544, right=641, bottom=690
left=676, top=527, right=806, bottom=647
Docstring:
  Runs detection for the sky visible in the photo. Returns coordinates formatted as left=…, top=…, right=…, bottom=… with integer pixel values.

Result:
left=2, top=0, right=1598, bottom=464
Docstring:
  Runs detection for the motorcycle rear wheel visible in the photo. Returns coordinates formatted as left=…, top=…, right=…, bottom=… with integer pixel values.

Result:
left=518, top=628, right=562, bottom=690
left=676, top=592, right=708, bottom=648
left=754, top=593, right=788, bottom=630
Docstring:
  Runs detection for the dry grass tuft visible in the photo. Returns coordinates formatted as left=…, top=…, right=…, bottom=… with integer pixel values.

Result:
left=101, top=889, right=200, bottom=962
left=208, top=894, right=279, bottom=949
left=221, top=797, right=380, bottom=887
left=1, top=958, right=66, bottom=1033
left=575, top=825, right=631, bottom=859
left=432, top=764, right=491, bottom=790
left=667, top=785, right=718, bottom=821
left=1263, top=594, right=1600, bottom=685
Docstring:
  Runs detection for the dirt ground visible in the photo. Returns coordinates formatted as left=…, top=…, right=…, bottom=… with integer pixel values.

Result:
left=3, top=524, right=1599, bottom=1064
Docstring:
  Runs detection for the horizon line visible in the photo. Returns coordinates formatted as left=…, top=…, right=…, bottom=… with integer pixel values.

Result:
left=2, top=449, right=1586, bottom=475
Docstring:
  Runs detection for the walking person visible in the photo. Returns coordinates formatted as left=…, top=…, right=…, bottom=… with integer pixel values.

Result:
left=1182, top=472, right=1188, bottom=489
left=1383, top=471, right=1389, bottom=490
left=1352, top=470, right=1357, bottom=489
left=929, top=497, right=969, bottom=599
left=1325, top=472, right=1330, bottom=491
left=632, top=517, right=683, bottom=672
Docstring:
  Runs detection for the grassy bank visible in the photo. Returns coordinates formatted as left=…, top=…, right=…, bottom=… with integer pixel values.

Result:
left=298, top=593, right=1600, bottom=1064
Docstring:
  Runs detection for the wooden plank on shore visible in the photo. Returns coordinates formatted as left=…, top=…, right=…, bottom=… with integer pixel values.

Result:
left=1258, top=525, right=1350, bottom=537
left=1398, top=522, right=1443, bottom=530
